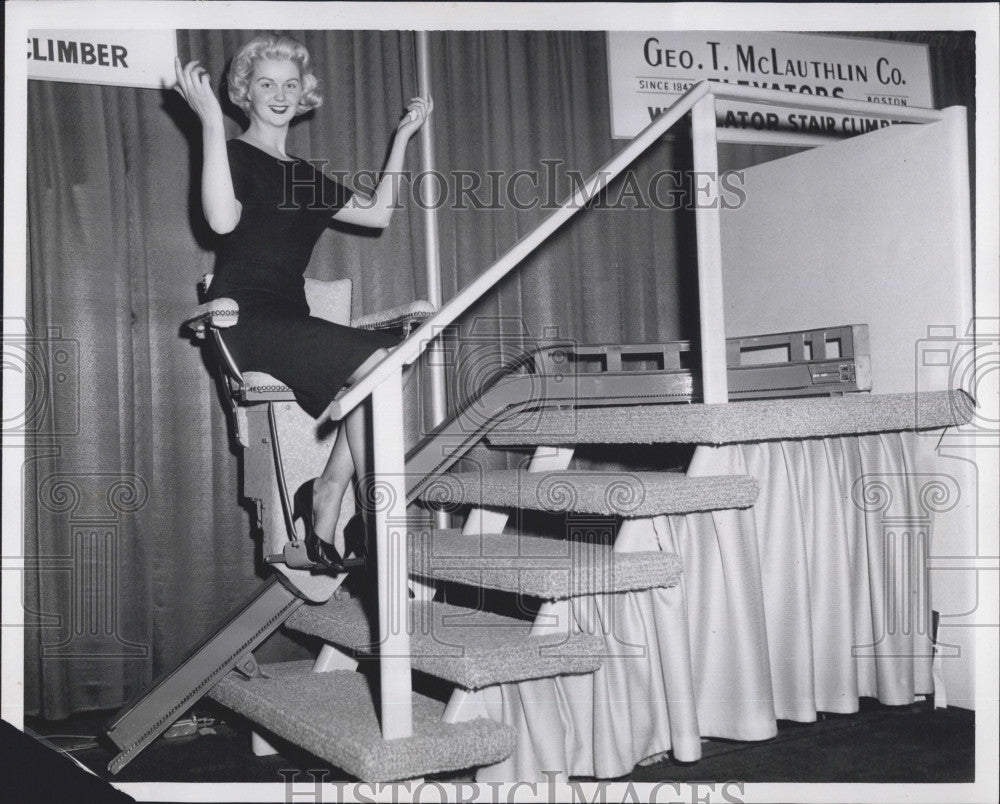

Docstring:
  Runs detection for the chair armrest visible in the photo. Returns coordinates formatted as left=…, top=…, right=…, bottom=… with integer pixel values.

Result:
left=183, top=298, right=240, bottom=339
left=351, top=300, right=436, bottom=332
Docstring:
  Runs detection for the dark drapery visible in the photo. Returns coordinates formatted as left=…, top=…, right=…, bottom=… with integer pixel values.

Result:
left=24, top=29, right=696, bottom=718
left=24, top=30, right=975, bottom=717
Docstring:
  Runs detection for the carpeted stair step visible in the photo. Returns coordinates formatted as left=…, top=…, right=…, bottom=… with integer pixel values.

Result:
left=408, top=528, right=682, bottom=599
left=287, top=597, right=604, bottom=689
left=208, top=660, right=515, bottom=781
left=419, top=469, right=757, bottom=515
left=487, top=389, right=975, bottom=446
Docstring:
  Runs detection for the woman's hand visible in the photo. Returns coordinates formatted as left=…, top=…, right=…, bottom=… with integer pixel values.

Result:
left=175, top=57, right=240, bottom=232
left=334, top=94, right=433, bottom=229
left=395, top=95, right=433, bottom=140
left=174, top=57, right=224, bottom=130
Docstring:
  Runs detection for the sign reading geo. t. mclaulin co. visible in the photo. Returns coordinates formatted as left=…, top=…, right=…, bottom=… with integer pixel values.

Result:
left=27, top=30, right=177, bottom=89
left=607, top=31, right=933, bottom=139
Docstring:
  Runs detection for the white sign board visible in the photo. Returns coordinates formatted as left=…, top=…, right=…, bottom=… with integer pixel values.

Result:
left=607, top=32, right=933, bottom=139
left=27, top=30, right=177, bottom=89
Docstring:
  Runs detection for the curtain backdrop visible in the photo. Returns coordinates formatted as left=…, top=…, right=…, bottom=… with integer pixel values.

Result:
left=24, top=30, right=974, bottom=718
left=24, top=29, right=696, bottom=718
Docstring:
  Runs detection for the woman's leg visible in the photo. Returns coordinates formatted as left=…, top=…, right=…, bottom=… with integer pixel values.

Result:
left=311, top=419, right=355, bottom=547
left=311, top=348, right=387, bottom=545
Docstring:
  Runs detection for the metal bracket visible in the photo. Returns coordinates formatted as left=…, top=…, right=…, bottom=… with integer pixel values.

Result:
left=234, top=653, right=268, bottom=680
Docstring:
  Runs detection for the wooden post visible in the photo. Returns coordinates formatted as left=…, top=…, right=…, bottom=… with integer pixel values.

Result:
left=371, top=368, right=412, bottom=739
left=691, top=94, right=729, bottom=405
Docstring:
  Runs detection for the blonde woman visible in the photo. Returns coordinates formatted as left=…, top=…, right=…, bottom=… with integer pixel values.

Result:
left=175, top=35, right=431, bottom=570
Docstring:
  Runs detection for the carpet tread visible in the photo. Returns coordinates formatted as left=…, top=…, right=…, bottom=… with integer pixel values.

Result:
left=408, top=529, right=682, bottom=598
left=288, top=598, right=604, bottom=689
left=487, top=390, right=974, bottom=445
left=208, top=661, right=515, bottom=781
left=419, top=469, right=757, bottom=514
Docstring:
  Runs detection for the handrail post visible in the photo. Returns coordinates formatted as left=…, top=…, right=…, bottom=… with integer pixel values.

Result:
left=691, top=93, right=729, bottom=404
left=371, top=367, right=412, bottom=739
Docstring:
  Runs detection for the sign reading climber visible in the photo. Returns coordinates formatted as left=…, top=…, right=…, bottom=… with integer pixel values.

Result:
left=27, top=29, right=177, bottom=89
left=606, top=31, right=933, bottom=139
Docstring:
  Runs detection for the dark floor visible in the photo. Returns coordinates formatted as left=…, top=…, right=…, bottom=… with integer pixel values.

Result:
left=13, top=697, right=974, bottom=793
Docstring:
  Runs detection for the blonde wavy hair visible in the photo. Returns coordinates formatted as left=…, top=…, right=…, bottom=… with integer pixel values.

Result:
left=227, top=34, right=322, bottom=115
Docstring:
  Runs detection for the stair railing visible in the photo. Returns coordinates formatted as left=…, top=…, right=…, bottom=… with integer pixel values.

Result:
left=319, top=80, right=947, bottom=742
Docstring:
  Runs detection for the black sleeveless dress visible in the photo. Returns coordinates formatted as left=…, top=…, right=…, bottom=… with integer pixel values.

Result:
left=206, top=139, right=398, bottom=418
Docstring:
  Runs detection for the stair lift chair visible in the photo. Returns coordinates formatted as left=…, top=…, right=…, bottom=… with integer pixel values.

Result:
left=185, top=274, right=435, bottom=603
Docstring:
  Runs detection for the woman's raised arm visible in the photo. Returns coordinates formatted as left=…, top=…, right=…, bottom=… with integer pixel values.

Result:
left=174, top=57, right=242, bottom=234
left=333, top=96, right=433, bottom=229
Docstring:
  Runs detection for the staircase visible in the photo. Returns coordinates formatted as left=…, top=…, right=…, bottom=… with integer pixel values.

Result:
left=107, top=83, right=972, bottom=782
left=251, top=80, right=963, bottom=780
left=217, top=458, right=752, bottom=778
left=241, top=383, right=969, bottom=781
left=107, top=337, right=973, bottom=780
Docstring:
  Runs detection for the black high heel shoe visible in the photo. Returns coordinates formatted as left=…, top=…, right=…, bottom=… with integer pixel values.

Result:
left=343, top=512, right=368, bottom=563
left=292, top=479, right=347, bottom=573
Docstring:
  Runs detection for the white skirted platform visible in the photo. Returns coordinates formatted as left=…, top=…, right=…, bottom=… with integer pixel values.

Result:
left=469, top=430, right=939, bottom=781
